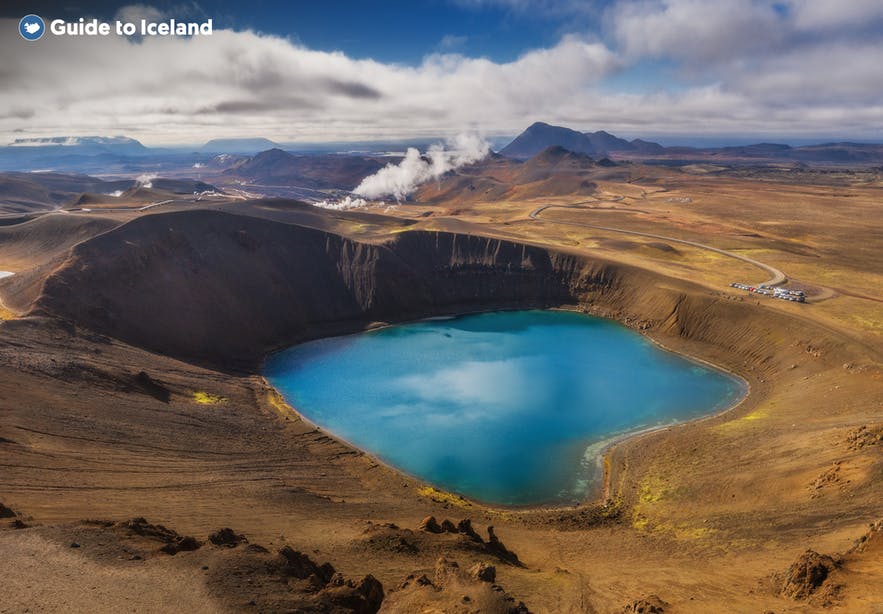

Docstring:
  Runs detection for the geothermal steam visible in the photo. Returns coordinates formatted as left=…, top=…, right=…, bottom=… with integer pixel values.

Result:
left=135, top=173, right=158, bottom=189
left=313, top=133, right=489, bottom=209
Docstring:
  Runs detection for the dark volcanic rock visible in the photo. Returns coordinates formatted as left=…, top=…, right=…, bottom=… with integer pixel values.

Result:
left=388, top=556, right=530, bottom=613
left=469, top=561, right=496, bottom=583
left=419, top=515, right=442, bottom=533
left=779, top=549, right=840, bottom=601
left=132, top=371, right=171, bottom=403
left=457, top=518, right=482, bottom=542
left=486, top=526, right=521, bottom=566
left=322, top=574, right=384, bottom=614
left=202, top=538, right=385, bottom=613
left=120, top=517, right=178, bottom=541
left=119, top=517, right=202, bottom=555
left=208, top=527, right=247, bottom=547
left=159, top=534, right=201, bottom=555
left=622, top=594, right=669, bottom=613
left=277, top=546, right=336, bottom=582
left=848, top=519, right=882, bottom=554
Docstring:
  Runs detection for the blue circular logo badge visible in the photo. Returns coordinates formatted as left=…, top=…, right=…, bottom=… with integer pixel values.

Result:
left=19, top=14, right=45, bottom=41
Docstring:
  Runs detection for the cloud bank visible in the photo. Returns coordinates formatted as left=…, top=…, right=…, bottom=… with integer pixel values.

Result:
left=2, top=0, right=883, bottom=144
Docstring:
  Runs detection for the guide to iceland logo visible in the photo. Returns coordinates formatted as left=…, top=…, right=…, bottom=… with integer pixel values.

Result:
left=19, top=14, right=45, bottom=41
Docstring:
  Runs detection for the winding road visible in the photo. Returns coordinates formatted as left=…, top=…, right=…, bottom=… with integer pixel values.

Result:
left=529, top=203, right=787, bottom=287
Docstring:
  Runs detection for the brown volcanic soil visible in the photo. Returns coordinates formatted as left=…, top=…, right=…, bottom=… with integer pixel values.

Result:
left=0, top=166, right=881, bottom=612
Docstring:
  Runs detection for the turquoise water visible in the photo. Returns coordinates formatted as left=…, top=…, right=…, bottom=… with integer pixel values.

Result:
left=265, top=310, right=744, bottom=506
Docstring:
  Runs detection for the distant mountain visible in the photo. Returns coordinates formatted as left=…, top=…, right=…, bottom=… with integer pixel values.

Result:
left=7, top=136, right=149, bottom=156
left=788, top=143, right=881, bottom=163
left=520, top=145, right=596, bottom=171
left=500, top=122, right=883, bottom=165
left=500, top=123, right=664, bottom=159
left=630, top=138, right=666, bottom=154
left=584, top=130, right=634, bottom=152
left=719, top=143, right=793, bottom=156
left=0, top=172, right=129, bottom=214
left=201, top=138, right=282, bottom=154
left=0, top=171, right=220, bottom=215
left=499, top=122, right=598, bottom=159
left=225, top=148, right=387, bottom=190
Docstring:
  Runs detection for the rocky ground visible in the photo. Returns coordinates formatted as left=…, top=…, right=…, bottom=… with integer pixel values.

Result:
left=0, top=166, right=881, bottom=612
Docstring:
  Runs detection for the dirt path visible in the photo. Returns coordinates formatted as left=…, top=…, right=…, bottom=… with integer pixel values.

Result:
left=529, top=203, right=788, bottom=286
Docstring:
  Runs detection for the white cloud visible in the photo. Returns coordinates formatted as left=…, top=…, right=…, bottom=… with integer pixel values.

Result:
left=609, top=0, right=785, bottom=62
left=115, top=4, right=166, bottom=24
left=787, top=0, right=883, bottom=31
left=0, top=26, right=615, bottom=144
left=1, top=0, right=882, bottom=144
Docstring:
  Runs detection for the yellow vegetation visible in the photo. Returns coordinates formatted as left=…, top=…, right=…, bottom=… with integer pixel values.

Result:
left=637, top=475, right=667, bottom=504
left=416, top=485, right=473, bottom=509
left=192, top=391, right=227, bottom=405
left=266, top=388, right=294, bottom=417
left=631, top=475, right=670, bottom=530
left=714, top=406, right=770, bottom=432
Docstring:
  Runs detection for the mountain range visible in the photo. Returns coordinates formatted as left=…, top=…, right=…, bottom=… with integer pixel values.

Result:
left=499, top=122, right=883, bottom=165
left=8, top=136, right=150, bottom=156
left=2, top=129, right=883, bottom=178
left=224, top=148, right=389, bottom=190
left=500, top=122, right=664, bottom=159
left=201, top=138, right=282, bottom=154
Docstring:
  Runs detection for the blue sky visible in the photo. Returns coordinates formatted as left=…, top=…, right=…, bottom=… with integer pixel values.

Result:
left=2, top=1, right=883, bottom=144
left=4, top=0, right=600, bottom=63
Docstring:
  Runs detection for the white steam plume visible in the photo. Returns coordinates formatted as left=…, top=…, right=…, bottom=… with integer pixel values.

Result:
left=352, top=132, right=490, bottom=201
left=313, top=196, right=369, bottom=210
left=135, top=173, right=158, bottom=188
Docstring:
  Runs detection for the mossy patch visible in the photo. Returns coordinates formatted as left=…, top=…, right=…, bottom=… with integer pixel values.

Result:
left=417, top=485, right=473, bottom=509
left=637, top=475, right=668, bottom=505
left=714, top=406, right=770, bottom=432
left=632, top=475, right=669, bottom=530
left=192, top=391, right=227, bottom=405
left=266, top=389, right=294, bottom=417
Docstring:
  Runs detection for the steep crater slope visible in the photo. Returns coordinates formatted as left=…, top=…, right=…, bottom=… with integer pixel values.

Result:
left=34, top=209, right=618, bottom=368
left=34, top=207, right=862, bottom=378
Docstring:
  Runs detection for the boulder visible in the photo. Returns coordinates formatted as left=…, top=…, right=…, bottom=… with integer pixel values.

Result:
left=419, top=515, right=442, bottom=533
left=208, top=527, right=247, bottom=547
left=780, top=550, right=839, bottom=600
left=277, top=546, right=335, bottom=583
left=622, top=594, right=669, bottom=613
left=457, top=518, right=482, bottom=542
left=469, top=561, right=496, bottom=583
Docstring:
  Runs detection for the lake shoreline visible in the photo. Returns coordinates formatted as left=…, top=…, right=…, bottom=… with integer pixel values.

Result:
left=263, top=307, right=750, bottom=511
